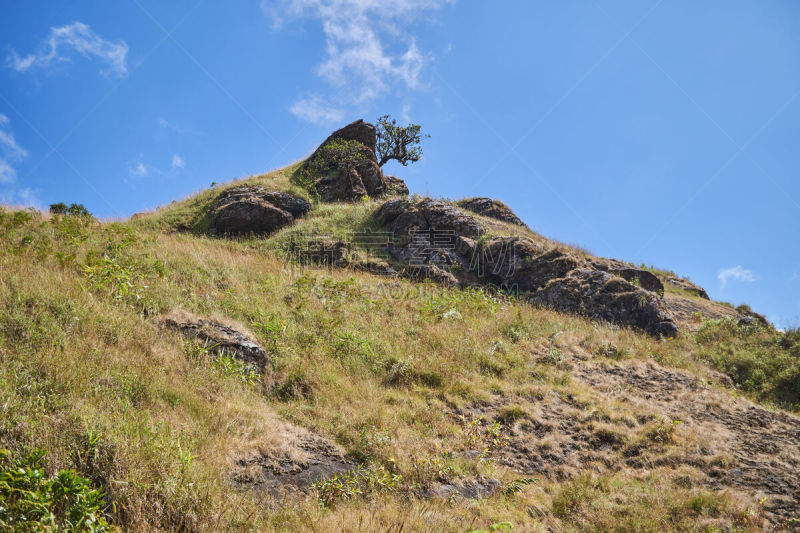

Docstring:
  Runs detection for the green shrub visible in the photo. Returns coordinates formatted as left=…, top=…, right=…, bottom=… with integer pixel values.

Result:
left=0, top=448, right=113, bottom=532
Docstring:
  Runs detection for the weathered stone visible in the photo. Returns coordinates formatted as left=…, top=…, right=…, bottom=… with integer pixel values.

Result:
left=610, top=268, right=664, bottom=295
left=371, top=199, right=679, bottom=337
left=416, top=476, right=501, bottom=500
left=300, top=120, right=409, bottom=202
left=385, top=175, right=410, bottom=196
left=457, top=197, right=527, bottom=227
left=164, top=311, right=269, bottom=371
left=735, top=305, right=772, bottom=329
left=665, top=276, right=710, bottom=300
left=233, top=434, right=355, bottom=498
left=376, top=198, right=484, bottom=239
left=326, top=118, right=377, bottom=151
left=531, top=269, right=678, bottom=337
left=210, top=187, right=310, bottom=236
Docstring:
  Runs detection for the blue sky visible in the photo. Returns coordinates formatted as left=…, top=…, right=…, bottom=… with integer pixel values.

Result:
left=1, top=0, right=799, bottom=327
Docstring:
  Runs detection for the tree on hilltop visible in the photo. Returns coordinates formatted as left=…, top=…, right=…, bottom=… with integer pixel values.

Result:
left=375, top=114, right=430, bottom=168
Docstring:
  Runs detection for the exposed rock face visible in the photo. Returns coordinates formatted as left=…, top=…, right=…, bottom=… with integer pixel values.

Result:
left=590, top=260, right=665, bottom=295
left=416, top=476, right=501, bottom=500
left=665, top=276, right=709, bottom=299
left=371, top=199, right=678, bottom=337
left=385, top=175, right=409, bottom=196
left=735, top=305, right=772, bottom=329
left=299, top=120, right=408, bottom=202
left=233, top=433, right=354, bottom=498
left=375, top=198, right=484, bottom=239
left=457, top=197, right=527, bottom=227
left=210, top=187, right=310, bottom=236
left=610, top=268, right=664, bottom=294
left=532, top=269, right=678, bottom=337
left=326, top=118, right=377, bottom=150
left=163, top=312, right=269, bottom=371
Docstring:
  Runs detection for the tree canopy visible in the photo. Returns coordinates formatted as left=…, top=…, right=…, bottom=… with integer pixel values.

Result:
left=375, top=115, right=429, bottom=168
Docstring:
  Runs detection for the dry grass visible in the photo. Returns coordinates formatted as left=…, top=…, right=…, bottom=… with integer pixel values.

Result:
left=0, top=178, right=795, bottom=531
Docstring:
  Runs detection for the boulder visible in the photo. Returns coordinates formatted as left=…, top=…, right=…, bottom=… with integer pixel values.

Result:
left=457, top=197, right=527, bottom=227
left=609, top=268, right=664, bottom=295
left=371, top=198, right=678, bottom=337
left=210, top=187, right=310, bottom=236
left=375, top=198, right=484, bottom=239
left=298, top=120, right=408, bottom=202
left=531, top=269, right=679, bottom=338
left=326, top=118, right=377, bottom=151
left=385, top=175, right=410, bottom=196
left=735, top=305, right=772, bottom=329
left=665, top=276, right=709, bottom=300
left=163, top=311, right=269, bottom=372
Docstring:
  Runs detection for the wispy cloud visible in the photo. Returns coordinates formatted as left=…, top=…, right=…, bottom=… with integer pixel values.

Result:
left=0, top=114, right=28, bottom=185
left=7, top=22, right=128, bottom=78
left=158, top=117, right=205, bottom=136
left=171, top=154, right=185, bottom=169
left=718, top=265, right=756, bottom=289
left=129, top=162, right=150, bottom=178
left=289, top=95, right=345, bottom=125
left=267, top=0, right=452, bottom=123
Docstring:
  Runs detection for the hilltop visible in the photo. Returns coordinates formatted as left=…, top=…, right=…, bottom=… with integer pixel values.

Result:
left=1, top=120, right=798, bottom=532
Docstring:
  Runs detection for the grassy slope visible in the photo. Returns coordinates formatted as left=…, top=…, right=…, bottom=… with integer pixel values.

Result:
left=1, top=168, right=798, bottom=532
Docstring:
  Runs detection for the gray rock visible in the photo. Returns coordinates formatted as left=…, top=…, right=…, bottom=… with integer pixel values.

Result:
left=210, top=187, right=310, bottom=236
left=665, top=276, right=710, bottom=299
left=375, top=198, right=484, bottom=239
left=609, top=268, right=664, bottom=295
left=531, top=269, right=678, bottom=338
left=385, top=175, right=409, bottom=196
left=417, top=476, right=502, bottom=500
left=326, top=118, right=377, bottom=151
left=163, top=312, right=269, bottom=371
left=300, top=120, right=409, bottom=202
left=457, top=197, right=527, bottom=227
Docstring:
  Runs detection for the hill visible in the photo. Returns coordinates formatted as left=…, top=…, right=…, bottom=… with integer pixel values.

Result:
left=1, top=120, right=798, bottom=532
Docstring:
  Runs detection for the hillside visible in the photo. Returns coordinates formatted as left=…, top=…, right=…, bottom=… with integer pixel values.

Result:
left=1, top=120, right=799, bottom=532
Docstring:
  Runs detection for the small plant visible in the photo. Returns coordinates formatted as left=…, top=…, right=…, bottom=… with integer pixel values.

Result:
left=312, top=465, right=401, bottom=507
left=646, top=415, right=682, bottom=444
left=461, top=415, right=509, bottom=458
left=0, top=448, right=112, bottom=532
left=82, top=255, right=135, bottom=301
left=470, top=522, right=514, bottom=533
left=211, top=351, right=260, bottom=386
left=503, top=477, right=537, bottom=496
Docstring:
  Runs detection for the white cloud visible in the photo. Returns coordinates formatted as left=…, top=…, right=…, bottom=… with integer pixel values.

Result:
left=0, top=187, right=40, bottom=209
left=718, top=265, right=756, bottom=289
left=401, top=102, right=412, bottom=123
left=158, top=117, right=169, bottom=128
left=171, top=154, right=185, bottom=169
left=269, top=0, right=451, bottom=121
left=0, top=115, right=27, bottom=184
left=289, top=95, right=345, bottom=124
left=7, top=22, right=128, bottom=78
left=129, top=162, right=149, bottom=177
left=0, top=160, right=16, bottom=185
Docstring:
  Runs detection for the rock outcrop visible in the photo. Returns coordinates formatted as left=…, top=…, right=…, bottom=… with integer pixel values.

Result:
left=163, top=311, right=269, bottom=372
left=233, top=433, right=354, bottom=498
left=665, top=276, right=709, bottom=299
left=297, top=120, right=408, bottom=202
left=210, top=187, right=310, bottom=236
left=457, top=197, right=527, bottom=227
left=372, top=199, right=678, bottom=337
